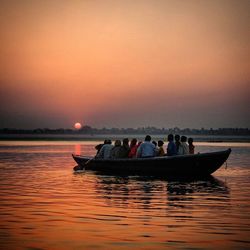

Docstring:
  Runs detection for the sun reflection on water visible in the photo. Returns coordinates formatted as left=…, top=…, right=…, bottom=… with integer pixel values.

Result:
left=74, top=144, right=81, bottom=155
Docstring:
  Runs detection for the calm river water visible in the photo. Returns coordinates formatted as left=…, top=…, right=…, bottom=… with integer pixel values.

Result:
left=0, top=140, right=250, bottom=250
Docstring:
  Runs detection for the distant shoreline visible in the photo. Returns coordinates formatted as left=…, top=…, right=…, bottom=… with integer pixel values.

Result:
left=0, top=134, right=250, bottom=143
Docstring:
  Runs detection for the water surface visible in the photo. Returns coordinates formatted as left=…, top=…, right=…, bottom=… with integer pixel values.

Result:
left=0, top=141, right=250, bottom=249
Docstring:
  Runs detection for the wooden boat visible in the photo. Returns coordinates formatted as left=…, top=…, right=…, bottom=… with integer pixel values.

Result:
left=72, top=148, right=231, bottom=176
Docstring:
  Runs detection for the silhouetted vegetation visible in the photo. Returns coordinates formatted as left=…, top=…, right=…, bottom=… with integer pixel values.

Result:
left=0, top=126, right=249, bottom=135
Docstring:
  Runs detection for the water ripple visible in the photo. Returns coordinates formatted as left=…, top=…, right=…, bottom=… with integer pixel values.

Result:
left=0, top=142, right=250, bottom=249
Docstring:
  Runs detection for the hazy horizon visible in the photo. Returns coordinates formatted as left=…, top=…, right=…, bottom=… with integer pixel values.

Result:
left=1, top=126, right=249, bottom=132
left=0, top=0, right=249, bottom=129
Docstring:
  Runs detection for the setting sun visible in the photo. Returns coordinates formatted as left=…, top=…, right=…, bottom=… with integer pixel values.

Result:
left=74, top=122, right=82, bottom=130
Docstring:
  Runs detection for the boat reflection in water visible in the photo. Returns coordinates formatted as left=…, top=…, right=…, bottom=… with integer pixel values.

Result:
left=73, top=172, right=243, bottom=249
left=93, top=174, right=230, bottom=210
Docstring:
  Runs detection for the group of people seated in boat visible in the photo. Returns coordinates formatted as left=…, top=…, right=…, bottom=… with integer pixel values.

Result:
left=95, top=134, right=195, bottom=159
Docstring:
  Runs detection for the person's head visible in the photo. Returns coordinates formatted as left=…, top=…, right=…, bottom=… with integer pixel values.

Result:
left=168, top=134, right=174, bottom=142
left=130, top=138, right=137, bottom=147
left=114, top=140, right=121, bottom=147
left=145, top=135, right=151, bottom=142
left=158, top=140, right=164, bottom=147
left=152, top=140, right=157, bottom=147
left=123, top=138, right=129, bottom=145
left=181, top=136, right=187, bottom=142
left=175, top=134, right=180, bottom=141
left=188, top=138, right=193, bottom=144
left=104, top=139, right=112, bottom=144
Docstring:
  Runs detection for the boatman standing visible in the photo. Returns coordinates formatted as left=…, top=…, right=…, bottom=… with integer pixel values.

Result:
left=136, top=135, right=156, bottom=158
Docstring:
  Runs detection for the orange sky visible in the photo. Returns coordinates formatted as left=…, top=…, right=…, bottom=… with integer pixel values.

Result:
left=0, top=0, right=249, bottom=129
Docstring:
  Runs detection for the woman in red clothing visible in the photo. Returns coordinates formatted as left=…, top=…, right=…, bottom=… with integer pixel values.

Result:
left=128, top=138, right=138, bottom=158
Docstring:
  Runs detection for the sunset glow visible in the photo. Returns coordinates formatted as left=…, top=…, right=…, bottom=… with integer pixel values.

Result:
left=0, top=0, right=249, bottom=129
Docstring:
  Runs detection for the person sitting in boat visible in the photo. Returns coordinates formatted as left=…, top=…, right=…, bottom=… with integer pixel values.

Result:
left=117, top=138, right=130, bottom=158
left=111, top=140, right=122, bottom=158
left=136, top=135, right=156, bottom=158
left=178, top=136, right=189, bottom=155
left=96, top=139, right=113, bottom=159
left=95, top=139, right=111, bottom=154
left=174, top=134, right=181, bottom=153
left=188, top=137, right=195, bottom=154
left=157, top=140, right=165, bottom=156
left=167, top=134, right=177, bottom=156
left=128, top=138, right=138, bottom=158
left=95, top=143, right=104, bottom=154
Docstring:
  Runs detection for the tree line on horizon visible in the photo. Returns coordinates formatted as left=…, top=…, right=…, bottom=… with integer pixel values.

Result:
left=0, top=126, right=250, bottom=135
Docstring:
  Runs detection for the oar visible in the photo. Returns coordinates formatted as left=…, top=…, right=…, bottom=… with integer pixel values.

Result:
left=80, top=157, right=95, bottom=170
left=73, top=158, right=94, bottom=171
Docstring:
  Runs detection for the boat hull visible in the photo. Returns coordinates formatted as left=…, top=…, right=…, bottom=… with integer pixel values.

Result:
left=72, top=149, right=231, bottom=176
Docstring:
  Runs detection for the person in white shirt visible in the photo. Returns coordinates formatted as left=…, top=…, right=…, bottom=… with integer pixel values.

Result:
left=96, top=139, right=113, bottom=159
left=178, top=136, right=189, bottom=155
left=136, top=135, right=156, bottom=158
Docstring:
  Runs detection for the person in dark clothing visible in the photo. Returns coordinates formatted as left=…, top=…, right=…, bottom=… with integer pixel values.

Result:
left=95, top=143, right=103, bottom=154
left=111, top=140, right=122, bottom=158
left=118, top=138, right=130, bottom=158
left=174, top=134, right=181, bottom=153
left=167, top=134, right=177, bottom=156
